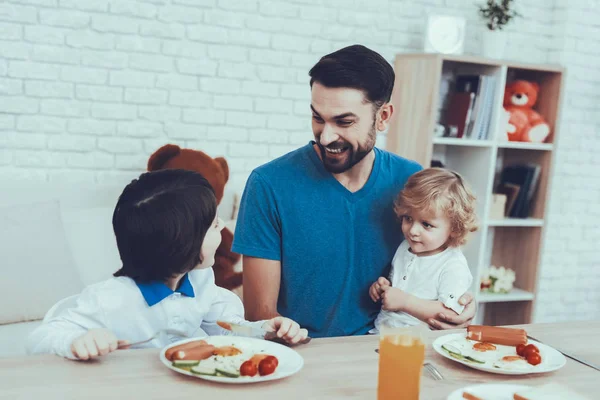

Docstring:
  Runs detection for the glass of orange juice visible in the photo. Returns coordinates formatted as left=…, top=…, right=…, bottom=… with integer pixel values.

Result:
left=377, top=326, right=426, bottom=400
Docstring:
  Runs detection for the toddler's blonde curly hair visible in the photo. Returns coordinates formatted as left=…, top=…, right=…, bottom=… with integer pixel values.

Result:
left=394, top=168, right=478, bottom=247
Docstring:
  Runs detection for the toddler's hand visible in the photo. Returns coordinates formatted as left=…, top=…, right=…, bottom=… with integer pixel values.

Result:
left=369, top=277, right=391, bottom=302
left=381, top=286, right=409, bottom=312
left=70, top=328, right=122, bottom=360
left=263, top=316, right=308, bottom=345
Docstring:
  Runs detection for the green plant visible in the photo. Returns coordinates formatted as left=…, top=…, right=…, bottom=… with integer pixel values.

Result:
left=478, top=0, right=521, bottom=31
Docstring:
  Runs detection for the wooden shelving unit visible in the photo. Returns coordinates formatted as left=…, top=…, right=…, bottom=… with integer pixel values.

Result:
left=386, top=53, right=565, bottom=326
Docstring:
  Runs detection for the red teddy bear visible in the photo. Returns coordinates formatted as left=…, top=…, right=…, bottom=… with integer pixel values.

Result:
left=503, top=80, right=550, bottom=143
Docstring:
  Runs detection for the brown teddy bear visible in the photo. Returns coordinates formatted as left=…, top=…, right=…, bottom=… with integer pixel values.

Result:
left=147, top=144, right=243, bottom=292
left=503, top=80, right=550, bottom=143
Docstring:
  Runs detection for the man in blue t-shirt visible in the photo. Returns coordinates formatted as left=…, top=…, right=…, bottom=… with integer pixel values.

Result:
left=232, top=45, right=476, bottom=338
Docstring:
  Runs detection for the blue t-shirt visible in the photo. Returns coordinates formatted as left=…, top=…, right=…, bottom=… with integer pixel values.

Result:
left=232, top=142, right=422, bottom=337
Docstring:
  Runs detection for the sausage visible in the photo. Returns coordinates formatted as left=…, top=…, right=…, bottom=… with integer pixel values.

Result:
left=213, top=346, right=242, bottom=357
left=165, top=340, right=208, bottom=361
left=462, top=392, right=483, bottom=400
left=171, top=345, right=216, bottom=361
left=466, top=325, right=527, bottom=346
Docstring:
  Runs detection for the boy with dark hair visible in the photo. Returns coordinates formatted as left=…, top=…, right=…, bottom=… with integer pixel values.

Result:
left=28, top=169, right=307, bottom=360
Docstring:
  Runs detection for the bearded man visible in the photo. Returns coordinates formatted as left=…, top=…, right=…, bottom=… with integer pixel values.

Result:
left=232, top=45, right=476, bottom=337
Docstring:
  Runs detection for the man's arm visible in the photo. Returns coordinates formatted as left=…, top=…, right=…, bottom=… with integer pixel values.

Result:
left=242, top=256, right=281, bottom=321
left=428, top=293, right=477, bottom=329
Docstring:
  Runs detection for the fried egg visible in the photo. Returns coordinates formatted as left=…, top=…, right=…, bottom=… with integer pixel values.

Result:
left=444, top=337, right=536, bottom=371
left=493, top=356, right=532, bottom=371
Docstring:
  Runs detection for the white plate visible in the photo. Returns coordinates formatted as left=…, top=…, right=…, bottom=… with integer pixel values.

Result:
left=160, top=336, right=304, bottom=384
left=432, top=332, right=566, bottom=375
left=447, top=383, right=532, bottom=400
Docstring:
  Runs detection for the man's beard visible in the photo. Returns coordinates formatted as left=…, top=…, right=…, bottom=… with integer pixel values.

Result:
left=316, top=122, right=377, bottom=174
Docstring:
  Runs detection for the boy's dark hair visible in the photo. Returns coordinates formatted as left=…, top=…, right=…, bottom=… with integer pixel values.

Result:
left=308, top=44, right=395, bottom=109
left=113, top=169, right=216, bottom=283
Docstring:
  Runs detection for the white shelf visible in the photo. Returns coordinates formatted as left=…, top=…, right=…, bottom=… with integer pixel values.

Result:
left=433, top=137, right=493, bottom=147
left=486, top=218, right=544, bottom=227
left=478, top=288, right=535, bottom=303
left=497, top=142, right=553, bottom=151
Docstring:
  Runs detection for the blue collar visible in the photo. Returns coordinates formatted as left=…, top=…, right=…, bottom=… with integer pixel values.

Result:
left=136, top=273, right=195, bottom=307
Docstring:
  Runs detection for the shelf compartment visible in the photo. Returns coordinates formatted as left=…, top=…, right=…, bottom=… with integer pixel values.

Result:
left=479, top=288, right=535, bottom=303
left=495, top=149, right=553, bottom=219
left=490, top=227, right=542, bottom=298
left=504, top=67, right=563, bottom=146
left=486, top=218, right=544, bottom=227
left=483, top=302, right=534, bottom=326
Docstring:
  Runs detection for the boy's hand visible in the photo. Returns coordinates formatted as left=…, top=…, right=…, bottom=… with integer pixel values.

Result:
left=369, top=277, right=391, bottom=302
left=381, top=286, right=410, bottom=312
left=70, top=328, right=122, bottom=360
left=263, top=317, right=308, bottom=345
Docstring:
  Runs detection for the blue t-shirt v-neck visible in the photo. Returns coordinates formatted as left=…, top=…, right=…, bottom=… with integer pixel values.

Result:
left=232, top=142, right=421, bottom=337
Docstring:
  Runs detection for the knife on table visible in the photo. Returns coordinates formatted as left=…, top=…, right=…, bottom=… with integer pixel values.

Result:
left=528, top=335, right=600, bottom=372
left=217, top=321, right=311, bottom=344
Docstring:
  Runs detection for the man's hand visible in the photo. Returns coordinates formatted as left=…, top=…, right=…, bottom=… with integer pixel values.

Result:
left=70, top=328, right=124, bottom=360
left=428, top=292, right=477, bottom=330
left=380, top=286, right=410, bottom=312
left=263, top=317, right=308, bottom=345
left=369, top=277, right=391, bottom=302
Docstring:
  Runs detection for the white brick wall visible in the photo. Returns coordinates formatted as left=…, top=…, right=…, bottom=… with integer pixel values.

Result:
left=533, top=0, right=600, bottom=323
left=0, top=0, right=599, bottom=320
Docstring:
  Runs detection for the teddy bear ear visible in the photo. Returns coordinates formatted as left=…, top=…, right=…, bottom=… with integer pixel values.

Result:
left=531, top=82, right=540, bottom=92
left=147, top=144, right=181, bottom=171
left=214, top=157, right=229, bottom=183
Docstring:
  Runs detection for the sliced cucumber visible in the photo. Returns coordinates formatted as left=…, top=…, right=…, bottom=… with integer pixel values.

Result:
left=442, top=344, right=462, bottom=357
left=441, top=344, right=486, bottom=364
left=172, top=360, right=200, bottom=367
left=464, top=355, right=486, bottom=364
left=191, top=364, right=217, bottom=376
left=215, top=367, right=240, bottom=378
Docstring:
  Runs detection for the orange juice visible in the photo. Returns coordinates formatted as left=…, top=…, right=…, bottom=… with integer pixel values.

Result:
left=377, top=332, right=425, bottom=400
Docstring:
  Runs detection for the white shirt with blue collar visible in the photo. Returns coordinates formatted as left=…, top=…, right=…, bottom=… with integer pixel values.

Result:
left=26, top=268, right=265, bottom=359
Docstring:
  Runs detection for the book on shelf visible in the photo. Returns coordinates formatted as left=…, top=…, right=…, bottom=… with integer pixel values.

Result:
left=443, top=74, right=497, bottom=140
left=496, top=183, right=520, bottom=217
left=477, top=75, right=497, bottom=140
left=444, top=92, right=475, bottom=138
left=497, top=164, right=542, bottom=218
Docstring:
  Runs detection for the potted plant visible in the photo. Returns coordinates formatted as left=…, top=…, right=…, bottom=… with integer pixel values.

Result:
left=478, top=0, right=521, bottom=58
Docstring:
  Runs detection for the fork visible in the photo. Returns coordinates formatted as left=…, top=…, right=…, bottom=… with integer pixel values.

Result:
left=423, top=362, right=444, bottom=381
left=118, top=328, right=189, bottom=349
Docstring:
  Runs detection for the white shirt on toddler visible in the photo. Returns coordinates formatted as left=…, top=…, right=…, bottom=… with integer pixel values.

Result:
left=26, top=268, right=265, bottom=359
left=372, top=240, right=473, bottom=332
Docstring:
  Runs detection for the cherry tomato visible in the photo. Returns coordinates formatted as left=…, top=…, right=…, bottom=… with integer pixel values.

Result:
left=264, top=355, right=279, bottom=368
left=240, top=360, right=258, bottom=377
left=258, top=358, right=278, bottom=376
left=522, top=344, right=540, bottom=358
left=516, top=344, right=526, bottom=356
left=527, top=352, right=542, bottom=366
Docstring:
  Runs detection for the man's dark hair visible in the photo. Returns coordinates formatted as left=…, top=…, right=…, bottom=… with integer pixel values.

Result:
left=113, top=169, right=216, bottom=283
left=308, top=44, right=395, bottom=109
